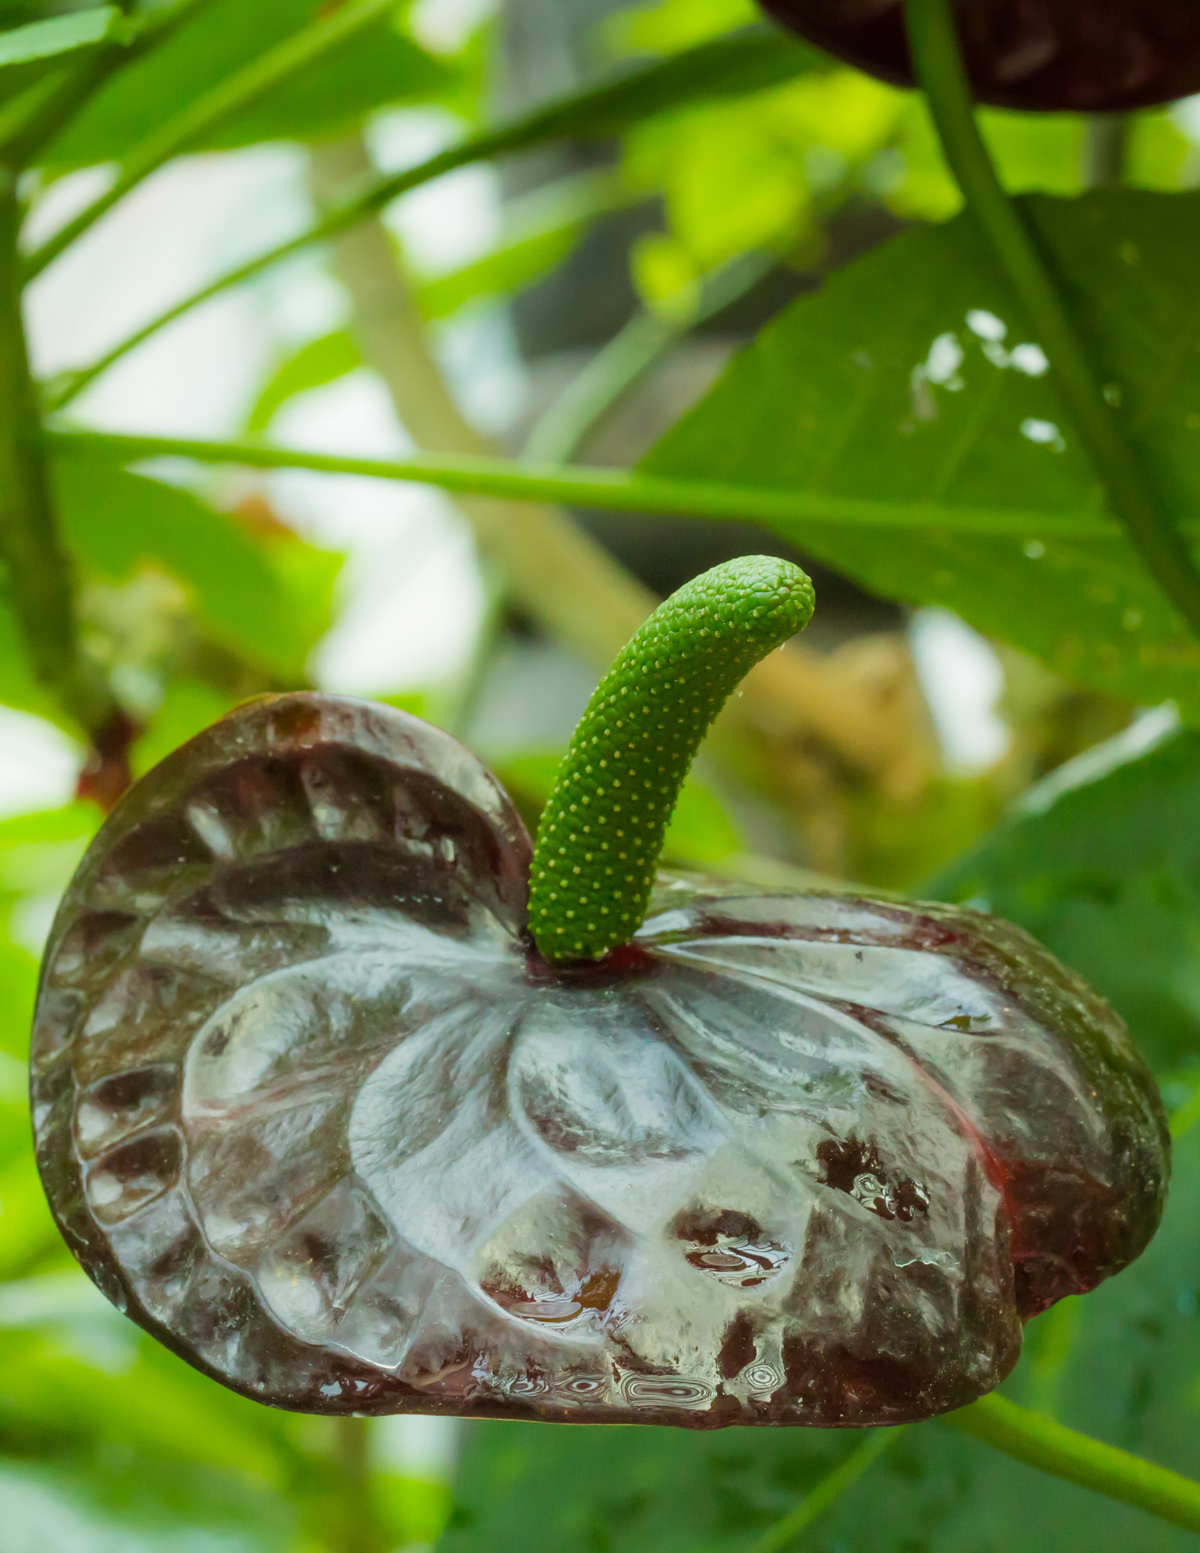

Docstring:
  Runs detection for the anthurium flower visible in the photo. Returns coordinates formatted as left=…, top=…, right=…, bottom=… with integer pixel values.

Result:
left=31, top=561, right=1168, bottom=1426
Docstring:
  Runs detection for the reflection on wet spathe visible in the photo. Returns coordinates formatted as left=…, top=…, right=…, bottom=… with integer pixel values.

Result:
left=1020, top=417, right=1066, bottom=452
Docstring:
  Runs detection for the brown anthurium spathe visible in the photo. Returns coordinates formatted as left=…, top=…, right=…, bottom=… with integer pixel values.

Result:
left=758, top=0, right=1200, bottom=112
left=31, top=693, right=1168, bottom=1426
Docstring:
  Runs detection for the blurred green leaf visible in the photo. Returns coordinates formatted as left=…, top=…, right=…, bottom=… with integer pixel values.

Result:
left=42, top=0, right=452, bottom=167
left=0, top=936, right=36, bottom=1064
left=439, top=1125, right=1200, bottom=1552
left=419, top=169, right=636, bottom=319
left=0, top=1270, right=299, bottom=1482
left=0, top=6, right=118, bottom=98
left=422, top=215, right=582, bottom=321
left=0, top=1148, right=61, bottom=1278
left=130, top=678, right=238, bottom=777
left=53, top=461, right=340, bottom=680
left=886, top=106, right=1191, bottom=223
left=0, top=1452, right=293, bottom=1553
left=246, top=331, right=363, bottom=436
left=376, top=1471, right=454, bottom=1547
left=928, top=715, right=1200, bottom=1069
left=249, top=170, right=636, bottom=429
left=605, top=0, right=761, bottom=55
left=0, top=803, right=95, bottom=903
left=644, top=190, right=1200, bottom=716
left=439, top=1408, right=857, bottom=1553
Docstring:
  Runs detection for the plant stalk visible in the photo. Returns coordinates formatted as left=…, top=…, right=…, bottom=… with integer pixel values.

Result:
left=521, top=250, right=772, bottom=465
left=44, top=428, right=1129, bottom=540
left=1083, top=114, right=1129, bottom=190
left=905, top=0, right=1200, bottom=641
left=0, top=171, right=112, bottom=737
left=948, top=1394, right=1200, bottom=1535
left=748, top=1430, right=896, bottom=1553
left=335, top=1416, right=377, bottom=1553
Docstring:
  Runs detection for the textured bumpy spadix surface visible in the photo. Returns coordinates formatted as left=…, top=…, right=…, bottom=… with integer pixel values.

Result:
left=529, top=556, right=814, bottom=962
left=31, top=696, right=1168, bottom=1425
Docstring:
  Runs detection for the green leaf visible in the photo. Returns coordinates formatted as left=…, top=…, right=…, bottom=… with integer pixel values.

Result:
left=419, top=169, right=634, bottom=319
left=42, top=0, right=452, bottom=167
left=246, top=331, right=363, bottom=436
left=0, top=1149, right=62, bottom=1278
left=0, top=804, right=96, bottom=904
left=0, top=936, right=38, bottom=1063
left=439, top=1126, right=1200, bottom=1552
left=643, top=190, right=1200, bottom=716
left=0, top=1269, right=299, bottom=1481
left=52, top=460, right=340, bottom=679
left=130, top=678, right=238, bottom=778
left=0, top=7, right=119, bottom=90
left=439, top=1408, right=856, bottom=1553
left=0, top=1453, right=292, bottom=1553
left=928, top=715, right=1200, bottom=1069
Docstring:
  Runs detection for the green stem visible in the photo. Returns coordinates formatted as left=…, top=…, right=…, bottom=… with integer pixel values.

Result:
left=1083, top=114, right=1129, bottom=190
left=0, top=175, right=111, bottom=736
left=904, top=0, right=1200, bottom=640
left=527, top=556, right=814, bottom=961
left=42, top=26, right=799, bottom=411
left=522, top=309, right=675, bottom=465
left=22, top=0, right=398, bottom=280
left=947, top=1394, right=1200, bottom=1535
left=747, top=1430, right=896, bottom=1553
left=522, top=250, right=772, bottom=465
left=334, top=1416, right=377, bottom=1553
left=43, top=426, right=1137, bottom=538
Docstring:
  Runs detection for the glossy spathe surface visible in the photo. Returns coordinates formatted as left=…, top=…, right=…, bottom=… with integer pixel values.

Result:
left=759, top=0, right=1200, bottom=112
left=30, top=695, right=1168, bottom=1425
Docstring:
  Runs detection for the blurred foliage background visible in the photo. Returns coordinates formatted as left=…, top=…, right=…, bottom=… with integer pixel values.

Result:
left=1, top=0, right=1200, bottom=1546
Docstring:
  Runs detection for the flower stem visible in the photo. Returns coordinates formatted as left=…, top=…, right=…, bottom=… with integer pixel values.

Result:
left=747, top=1430, right=897, bottom=1553
left=1083, top=114, right=1129, bottom=190
left=521, top=250, right=772, bottom=465
left=904, top=0, right=1200, bottom=640
left=527, top=556, right=814, bottom=961
left=43, top=426, right=1133, bottom=539
left=334, top=1417, right=378, bottom=1553
left=0, top=172, right=112, bottom=738
left=947, top=1394, right=1200, bottom=1535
